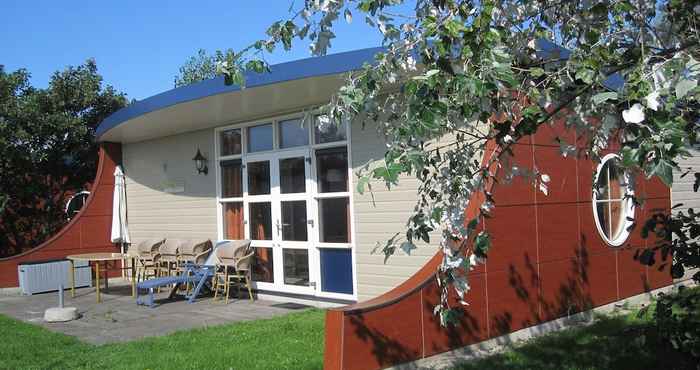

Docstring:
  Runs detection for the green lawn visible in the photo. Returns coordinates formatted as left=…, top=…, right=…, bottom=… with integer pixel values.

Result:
left=453, top=306, right=695, bottom=370
left=0, top=309, right=325, bottom=370
left=2, top=304, right=695, bottom=370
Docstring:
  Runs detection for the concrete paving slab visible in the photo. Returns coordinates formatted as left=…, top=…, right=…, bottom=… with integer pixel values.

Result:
left=0, top=280, right=303, bottom=345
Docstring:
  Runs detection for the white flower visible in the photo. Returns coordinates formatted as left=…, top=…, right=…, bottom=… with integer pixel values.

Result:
left=622, top=103, right=645, bottom=124
left=645, top=91, right=661, bottom=111
left=695, top=5, right=700, bottom=14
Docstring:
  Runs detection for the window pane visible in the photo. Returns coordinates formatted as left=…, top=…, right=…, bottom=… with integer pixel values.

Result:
left=221, top=160, right=242, bottom=198
left=608, top=162, right=626, bottom=200
left=249, top=202, right=272, bottom=240
left=319, top=197, right=350, bottom=243
left=316, top=147, right=348, bottom=193
left=280, top=157, right=306, bottom=194
left=248, top=123, right=273, bottom=152
left=281, top=201, right=308, bottom=241
left=247, top=161, right=270, bottom=195
left=595, top=162, right=610, bottom=200
left=221, top=129, right=242, bottom=156
left=609, top=200, right=625, bottom=240
left=252, top=247, right=274, bottom=283
left=283, top=249, right=309, bottom=286
left=320, top=248, right=353, bottom=294
left=596, top=202, right=610, bottom=238
left=279, top=118, right=309, bottom=148
left=314, top=115, right=347, bottom=144
left=223, top=202, right=244, bottom=240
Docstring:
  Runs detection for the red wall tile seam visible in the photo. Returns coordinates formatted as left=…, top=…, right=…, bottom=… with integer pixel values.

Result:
left=615, top=251, right=620, bottom=300
left=484, top=254, right=490, bottom=339
left=340, top=316, right=345, bottom=370
left=530, top=139, right=543, bottom=320
left=420, top=288, right=425, bottom=358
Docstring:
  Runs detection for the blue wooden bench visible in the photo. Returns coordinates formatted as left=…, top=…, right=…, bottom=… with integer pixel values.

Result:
left=136, top=264, right=214, bottom=308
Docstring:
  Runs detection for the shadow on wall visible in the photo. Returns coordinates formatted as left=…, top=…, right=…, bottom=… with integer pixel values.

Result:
left=344, top=253, right=599, bottom=368
left=121, top=128, right=216, bottom=198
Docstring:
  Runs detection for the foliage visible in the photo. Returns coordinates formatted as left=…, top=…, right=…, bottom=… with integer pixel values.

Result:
left=213, top=0, right=700, bottom=324
left=173, top=49, right=219, bottom=87
left=0, top=61, right=127, bottom=257
left=654, top=285, right=700, bottom=359
left=0, top=309, right=325, bottom=370
left=454, top=302, right=695, bottom=369
left=640, top=197, right=700, bottom=283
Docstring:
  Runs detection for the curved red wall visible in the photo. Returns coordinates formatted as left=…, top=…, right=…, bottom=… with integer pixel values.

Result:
left=0, top=143, right=122, bottom=287
left=324, top=125, right=671, bottom=369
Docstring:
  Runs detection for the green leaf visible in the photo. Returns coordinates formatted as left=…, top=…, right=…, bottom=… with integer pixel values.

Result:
left=675, top=78, right=697, bottom=99
left=473, top=231, right=491, bottom=257
left=620, top=146, right=638, bottom=167
left=356, top=176, right=370, bottom=194
left=592, top=91, right=618, bottom=105
left=425, top=69, right=440, bottom=78
left=652, top=159, right=675, bottom=187
left=529, top=67, right=545, bottom=78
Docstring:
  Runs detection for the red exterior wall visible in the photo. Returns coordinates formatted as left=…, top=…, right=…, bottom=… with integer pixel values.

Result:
left=0, top=143, right=122, bottom=287
left=324, top=125, right=672, bottom=370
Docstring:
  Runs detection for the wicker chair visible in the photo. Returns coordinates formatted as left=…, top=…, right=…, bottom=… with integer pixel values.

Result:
left=177, top=239, right=213, bottom=268
left=212, top=240, right=254, bottom=303
left=131, top=239, right=164, bottom=281
left=156, top=239, right=182, bottom=278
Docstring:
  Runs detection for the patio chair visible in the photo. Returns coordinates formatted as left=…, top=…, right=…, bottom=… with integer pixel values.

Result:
left=175, top=239, right=213, bottom=293
left=156, top=238, right=182, bottom=278
left=212, top=240, right=254, bottom=304
left=133, top=239, right=164, bottom=281
left=177, top=239, right=213, bottom=268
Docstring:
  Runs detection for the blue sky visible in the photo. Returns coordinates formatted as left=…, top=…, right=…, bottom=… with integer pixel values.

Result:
left=1, top=1, right=400, bottom=100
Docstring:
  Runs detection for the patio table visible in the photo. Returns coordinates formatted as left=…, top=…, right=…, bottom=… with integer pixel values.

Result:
left=66, top=253, right=136, bottom=303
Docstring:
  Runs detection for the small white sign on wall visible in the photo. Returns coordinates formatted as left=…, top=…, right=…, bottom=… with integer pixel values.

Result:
left=162, top=180, right=185, bottom=194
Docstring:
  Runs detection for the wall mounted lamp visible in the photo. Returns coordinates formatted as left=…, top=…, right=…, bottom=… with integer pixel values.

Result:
left=193, top=148, right=208, bottom=175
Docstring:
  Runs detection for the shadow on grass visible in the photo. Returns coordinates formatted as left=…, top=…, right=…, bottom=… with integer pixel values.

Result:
left=452, top=313, right=694, bottom=370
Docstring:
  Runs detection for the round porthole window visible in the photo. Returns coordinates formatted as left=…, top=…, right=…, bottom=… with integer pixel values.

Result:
left=592, top=154, right=635, bottom=246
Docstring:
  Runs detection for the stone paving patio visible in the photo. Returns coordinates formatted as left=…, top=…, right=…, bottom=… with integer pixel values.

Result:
left=0, top=281, right=309, bottom=345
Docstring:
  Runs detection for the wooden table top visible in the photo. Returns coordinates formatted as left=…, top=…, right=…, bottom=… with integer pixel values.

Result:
left=66, top=252, right=128, bottom=261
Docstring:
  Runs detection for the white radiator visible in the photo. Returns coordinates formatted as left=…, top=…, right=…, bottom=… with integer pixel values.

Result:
left=18, top=259, right=92, bottom=295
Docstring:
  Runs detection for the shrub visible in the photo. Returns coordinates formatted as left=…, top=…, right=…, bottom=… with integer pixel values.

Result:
left=654, top=285, right=700, bottom=359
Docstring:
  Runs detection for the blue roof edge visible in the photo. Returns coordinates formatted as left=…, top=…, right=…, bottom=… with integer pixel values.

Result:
left=96, top=40, right=623, bottom=140
left=95, top=46, right=384, bottom=140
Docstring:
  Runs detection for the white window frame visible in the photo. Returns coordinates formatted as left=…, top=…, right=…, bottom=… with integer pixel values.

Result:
left=213, top=110, right=358, bottom=301
left=591, top=153, right=636, bottom=247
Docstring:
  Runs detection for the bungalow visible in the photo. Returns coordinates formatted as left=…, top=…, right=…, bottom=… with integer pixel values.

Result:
left=94, top=46, right=698, bottom=307
left=0, top=45, right=689, bottom=368
left=96, top=47, right=441, bottom=303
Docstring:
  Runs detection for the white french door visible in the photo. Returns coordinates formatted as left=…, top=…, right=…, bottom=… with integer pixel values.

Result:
left=244, top=149, right=318, bottom=296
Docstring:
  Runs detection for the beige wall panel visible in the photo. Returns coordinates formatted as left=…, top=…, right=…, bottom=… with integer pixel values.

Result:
left=351, top=122, right=445, bottom=301
left=672, top=147, right=700, bottom=215
left=122, top=129, right=218, bottom=243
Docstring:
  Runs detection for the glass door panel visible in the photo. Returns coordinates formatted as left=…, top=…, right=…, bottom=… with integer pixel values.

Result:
left=281, top=200, right=308, bottom=241
left=252, top=247, right=274, bottom=283
left=221, top=160, right=243, bottom=198
left=222, top=202, right=244, bottom=240
left=280, top=157, right=306, bottom=194
left=249, top=202, right=272, bottom=240
left=318, top=197, right=350, bottom=243
left=247, top=161, right=270, bottom=195
left=283, top=249, right=309, bottom=286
